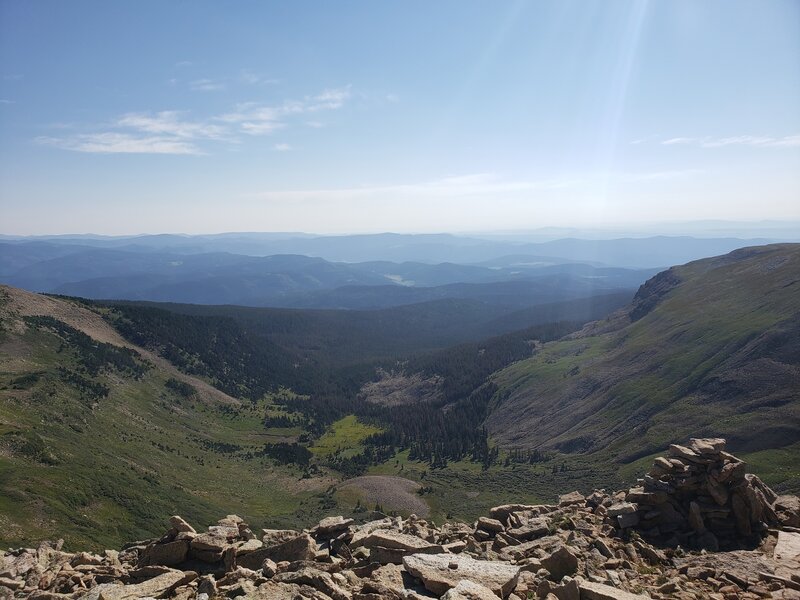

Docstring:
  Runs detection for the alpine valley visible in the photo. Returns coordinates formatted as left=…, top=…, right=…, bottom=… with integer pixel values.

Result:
left=1, top=239, right=798, bottom=560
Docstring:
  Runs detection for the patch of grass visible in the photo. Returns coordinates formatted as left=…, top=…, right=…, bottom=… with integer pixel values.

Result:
left=740, top=443, right=800, bottom=493
left=310, top=415, right=383, bottom=459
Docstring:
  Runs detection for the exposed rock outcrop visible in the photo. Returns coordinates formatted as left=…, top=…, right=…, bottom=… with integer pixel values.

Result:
left=1, top=439, right=798, bottom=600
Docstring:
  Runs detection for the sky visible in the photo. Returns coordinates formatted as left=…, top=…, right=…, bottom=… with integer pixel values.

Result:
left=1, top=0, right=799, bottom=235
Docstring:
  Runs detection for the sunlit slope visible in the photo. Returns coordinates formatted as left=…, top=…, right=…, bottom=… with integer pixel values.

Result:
left=0, top=286, right=328, bottom=550
left=487, top=244, right=800, bottom=482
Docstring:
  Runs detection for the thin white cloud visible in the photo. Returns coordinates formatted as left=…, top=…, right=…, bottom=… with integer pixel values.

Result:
left=306, top=86, right=351, bottom=111
left=117, top=111, right=227, bottom=139
left=251, top=171, right=698, bottom=202
left=0, top=99, right=15, bottom=105
left=253, top=174, right=569, bottom=202
left=218, top=86, right=351, bottom=136
left=190, top=78, right=225, bottom=92
left=274, top=143, right=291, bottom=151
left=35, top=133, right=201, bottom=155
left=36, top=85, right=352, bottom=154
left=240, top=121, right=284, bottom=135
left=662, top=137, right=695, bottom=145
left=660, top=135, right=800, bottom=148
left=239, top=70, right=280, bottom=86
left=174, top=60, right=193, bottom=68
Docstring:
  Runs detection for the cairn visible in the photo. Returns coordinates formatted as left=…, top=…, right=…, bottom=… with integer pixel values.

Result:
left=612, top=438, right=798, bottom=551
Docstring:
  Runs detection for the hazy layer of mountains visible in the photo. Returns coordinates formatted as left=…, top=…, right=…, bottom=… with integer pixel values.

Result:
left=0, top=232, right=788, bottom=309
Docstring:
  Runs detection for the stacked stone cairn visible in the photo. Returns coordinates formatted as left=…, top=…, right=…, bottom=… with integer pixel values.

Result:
left=2, top=438, right=799, bottom=600
left=610, top=438, right=799, bottom=551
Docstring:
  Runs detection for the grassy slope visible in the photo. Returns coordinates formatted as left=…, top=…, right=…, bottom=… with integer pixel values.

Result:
left=487, top=244, right=800, bottom=492
left=0, top=288, right=338, bottom=550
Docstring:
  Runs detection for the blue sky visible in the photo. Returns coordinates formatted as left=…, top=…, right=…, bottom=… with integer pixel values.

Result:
left=1, top=0, right=798, bottom=235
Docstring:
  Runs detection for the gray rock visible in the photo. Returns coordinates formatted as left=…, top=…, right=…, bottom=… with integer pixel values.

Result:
left=476, top=517, right=504, bottom=534
left=507, top=517, right=549, bottom=541
left=274, top=566, right=352, bottom=600
left=359, top=530, right=443, bottom=553
left=138, top=539, right=188, bottom=567
left=315, top=516, right=354, bottom=537
left=541, top=546, right=579, bottom=580
left=441, top=579, right=502, bottom=600
left=82, top=570, right=196, bottom=600
left=558, top=491, right=585, bottom=507
left=489, top=504, right=538, bottom=524
left=237, top=533, right=316, bottom=569
left=168, top=516, right=196, bottom=534
left=606, top=503, right=637, bottom=517
left=579, top=580, right=650, bottom=599
left=403, top=553, right=520, bottom=598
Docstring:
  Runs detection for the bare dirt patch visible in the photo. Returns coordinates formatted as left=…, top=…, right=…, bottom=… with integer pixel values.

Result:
left=337, top=475, right=430, bottom=517
left=358, top=369, right=443, bottom=407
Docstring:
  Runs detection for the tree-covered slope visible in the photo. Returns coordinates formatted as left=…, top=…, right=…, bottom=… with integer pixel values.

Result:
left=486, top=244, right=800, bottom=490
left=0, top=286, right=335, bottom=550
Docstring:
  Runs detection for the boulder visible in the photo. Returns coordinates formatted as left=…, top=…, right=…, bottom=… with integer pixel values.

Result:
left=489, top=504, right=538, bottom=524
left=138, top=539, right=188, bottom=567
left=558, top=491, right=585, bottom=507
left=541, top=546, right=579, bottom=580
left=237, top=533, right=316, bottom=569
left=84, top=570, right=196, bottom=600
left=315, top=516, right=354, bottom=537
left=358, top=530, right=443, bottom=553
left=775, top=495, right=800, bottom=528
left=441, top=579, right=502, bottom=600
left=403, top=553, right=520, bottom=598
left=476, top=517, right=504, bottom=534
left=273, top=567, right=352, bottom=600
left=579, top=580, right=650, bottom=599
left=507, top=517, right=549, bottom=541
left=262, top=529, right=301, bottom=545
left=168, top=516, right=195, bottom=534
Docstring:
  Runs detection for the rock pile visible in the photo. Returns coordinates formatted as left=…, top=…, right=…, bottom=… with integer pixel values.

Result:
left=612, top=438, right=799, bottom=551
left=1, top=439, right=799, bottom=600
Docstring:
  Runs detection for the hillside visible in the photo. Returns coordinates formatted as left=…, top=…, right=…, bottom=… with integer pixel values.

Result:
left=486, top=244, right=800, bottom=490
left=0, top=286, right=338, bottom=549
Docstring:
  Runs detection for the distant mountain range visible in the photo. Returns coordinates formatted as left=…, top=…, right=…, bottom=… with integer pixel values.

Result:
left=0, top=233, right=785, bottom=309
left=0, top=231, right=783, bottom=266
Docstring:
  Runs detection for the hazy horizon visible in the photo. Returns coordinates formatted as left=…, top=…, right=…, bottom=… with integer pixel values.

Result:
left=2, top=219, right=800, bottom=241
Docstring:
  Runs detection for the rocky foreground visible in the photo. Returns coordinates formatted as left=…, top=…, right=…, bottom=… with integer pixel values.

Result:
left=2, top=439, right=800, bottom=600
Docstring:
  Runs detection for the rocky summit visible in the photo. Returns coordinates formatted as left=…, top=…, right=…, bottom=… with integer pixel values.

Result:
left=2, top=440, right=799, bottom=600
